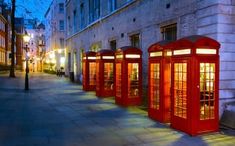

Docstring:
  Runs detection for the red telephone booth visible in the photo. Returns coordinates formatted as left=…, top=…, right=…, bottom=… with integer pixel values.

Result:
left=82, top=51, right=96, bottom=91
left=96, top=50, right=115, bottom=97
left=170, top=35, right=220, bottom=136
left=148, top=41, right=173, bottom=123
left=115, top=46, right=142, bottom=106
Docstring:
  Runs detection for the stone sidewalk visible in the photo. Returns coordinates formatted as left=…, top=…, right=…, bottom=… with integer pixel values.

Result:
left=0, top=72, right=234, bottom=146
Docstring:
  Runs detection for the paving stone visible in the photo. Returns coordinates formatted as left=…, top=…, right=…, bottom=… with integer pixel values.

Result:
left=0, top=72, right=235, bottom=146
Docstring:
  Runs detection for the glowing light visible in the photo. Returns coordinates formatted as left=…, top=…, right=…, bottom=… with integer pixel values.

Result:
left=60, top=57, right=65, bottom=64
left=26, top=52, right=30, bottom=57
left=83, top=57, right=86, bottom=60
left=116, top=54, right=123, bottom=59
left=58, top=49, right=62, bottom=54
left=23, top=35, right=30, bottom=43
left=166, top=51, right=172, bottom=56
left=150, top=51, right=162, bottom=57
left=49, top=52, right=55, bottom=59
left=96, top=56, right=101, bottom=59
left=196, top=48, right=216, bottom=54
left=102, top=56, right=114, bottom=59
left=51, top=59, right=56, bottom=64
left=87, top=57, right=96, bottom=60
left=173, top=49, right=191, bottom=55
left=125, top=54, right=140, bottom=58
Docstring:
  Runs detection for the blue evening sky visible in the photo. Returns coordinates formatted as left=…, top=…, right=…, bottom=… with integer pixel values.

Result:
left=5, top=0, right=52, bottom=22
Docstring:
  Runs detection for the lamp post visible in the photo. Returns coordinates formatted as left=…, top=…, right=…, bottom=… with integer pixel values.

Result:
left=23, top=34, right=31, bottom=90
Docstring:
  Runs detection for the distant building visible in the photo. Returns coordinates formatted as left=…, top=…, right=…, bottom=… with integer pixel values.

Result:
left=65, top=0, right=235, bottom=116
left=0, top=13, right=7, bottom=68
left=44, top=0, right=65, bottom=71
left=0, top=2, right=10, bottom=70
left=15, top=17, right=24, bottom=70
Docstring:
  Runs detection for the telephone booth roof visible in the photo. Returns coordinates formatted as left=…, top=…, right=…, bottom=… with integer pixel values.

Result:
left=97, top=49, right=115, bottom=56
left=173, top=35, right=220, bottom=56
left=84, top=51, right=96, bottom=57
left=116, top=46, right=142, bottom=55
left=148, top=40, right=173, bottom=53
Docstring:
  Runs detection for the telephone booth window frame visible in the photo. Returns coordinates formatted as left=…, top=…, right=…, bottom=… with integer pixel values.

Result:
left=150, top=63, right=160, bottom=110
left=199, top=62, right=216, bottom=120
left=173, top=62, right=187, bottom=119
left=116, top=63, right=122, bottom=97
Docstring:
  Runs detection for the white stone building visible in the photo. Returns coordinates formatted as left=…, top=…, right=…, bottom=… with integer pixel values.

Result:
left=45, top=0, right=66, bottom=71
left=65, top=0, right=235, bottom=116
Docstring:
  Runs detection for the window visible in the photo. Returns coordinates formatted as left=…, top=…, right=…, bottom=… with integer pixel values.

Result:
left=108, top=0, right=117, bottom=12
left=150, top=63, right=160, bottom=110
left=173, top=63, right=187, bottom=119
left=89, top=62, right=96, bottom=85
left=73, top=10, right=77, bottom=32
left=89, top=0, right=100, bottom=22
left=130, top=34, right=140, bottom=48
left=59, top=20, right=64, bottom=31
left=116, top=63, right=122, bottom=97
left=104, top=63, right=114, bottom=90
left=59, top=38, right=64, bottom=48
left=128, top=63, right=139, bottom=97
left=80, top=3, right=85, bottom=29
left=59, top=3, right=64, bottom=13
left=67, top=16, right=71, bottom=35
left=200, top=63, right=215, bottom=120
left=68, top=53, right=71, bottom=71
left=110, top=40, right=116, bottom=51
left=161, top=24, right=177, bottom=41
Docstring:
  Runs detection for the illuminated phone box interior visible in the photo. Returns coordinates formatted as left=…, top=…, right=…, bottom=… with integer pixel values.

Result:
left=82, top=51, right=97, bottom=91
left=170, top=35, right=220, bottom=136
left=115, top=46, right=142, bottom=106
left=148, top=40, right=174, bottom=123
left=96, top=50, right=115, bottom=97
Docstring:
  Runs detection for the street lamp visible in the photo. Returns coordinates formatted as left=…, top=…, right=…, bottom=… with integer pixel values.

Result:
left=23, top=34, right=31, bottom=90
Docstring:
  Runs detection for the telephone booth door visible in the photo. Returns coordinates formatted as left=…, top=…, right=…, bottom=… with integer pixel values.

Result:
left=115, top=46, right=142, bottom=106
left=96, top=50, right=115, bottom=97
left=82, top=51, right=96, bottom=91
left=148, top=41, right=172, bottom=123
left=171, top=59, right=189, bottom=133
left=170, top=35, right=220, bottom=136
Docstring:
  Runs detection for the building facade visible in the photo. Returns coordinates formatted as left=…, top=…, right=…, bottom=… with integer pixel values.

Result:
left=0, top=14, right=7, bottom=68
left=65, top=0, right=235, bottom=116
left=45, top=0, right=66, bottom=71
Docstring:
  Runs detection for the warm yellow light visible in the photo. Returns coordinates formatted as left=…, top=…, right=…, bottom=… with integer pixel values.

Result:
left=49, top=52, right=55, bottom=59
left=51, top=59, right=56, bottom=64
left=102, top=56, right=114, bottom=59
left=173, top=49, right=191, bottom=55
left=58, top=49, right=62, bottom=54
left=87, top=57, right=96, bottom=60
left=116, top=54, right=123, bottom=59
left=125, top=54, right=140, bottom=58
left=23, top=35, right=31, bottom=43
left=196, top=48, right=216, bottom=54
left=96, top=56, right=101, bottom=59
left=83, top=57, right=86, bottom=60
left=166, top=51, right=172, bottom=56
left=150, top=51, right=162, bottom=57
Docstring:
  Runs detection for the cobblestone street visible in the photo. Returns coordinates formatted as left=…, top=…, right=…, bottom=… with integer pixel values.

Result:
left=0, top=72, right=234, bottom=146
